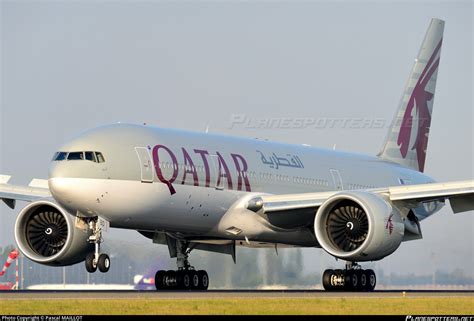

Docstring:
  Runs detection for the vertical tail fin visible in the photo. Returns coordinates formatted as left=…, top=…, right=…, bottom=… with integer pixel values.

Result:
left=378, top=18, right=444, bottom=172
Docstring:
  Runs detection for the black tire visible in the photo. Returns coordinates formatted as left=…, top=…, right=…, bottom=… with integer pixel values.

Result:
left=334, top=269, right=343, bottom=291
left=358, top=270, right=367, bottom=291
left=98, top=254, right=110, bottom=273
left=197, top=270, right=209, bottom=290
left=365, top=269, right=376, bottom=291
left=85, top=253, right=97, bottom=273
left=175, top=270, right=184, bottom=290
left=179, top=270, right=192, bottom=290
left=189, top=270, right=199, bottom=289
left=166, top=270, right=177, bottom=289
left=155, top=270, right=166, bottom=290
left=322, top=269, right=334, bottom=291
left=344, top=271, right=358, bottom=291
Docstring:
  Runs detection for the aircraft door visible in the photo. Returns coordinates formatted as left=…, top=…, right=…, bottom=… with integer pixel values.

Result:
left=329, top=169, right=344, bottom=190
left=135, top=147, right=154, bottom=183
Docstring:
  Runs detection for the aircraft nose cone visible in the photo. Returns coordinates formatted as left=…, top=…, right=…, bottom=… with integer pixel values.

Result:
left=48, top=163, right=73, bottom=202
left=48, top=161, right=63, bottom=180
left=48, top=177, right=71, bottom=201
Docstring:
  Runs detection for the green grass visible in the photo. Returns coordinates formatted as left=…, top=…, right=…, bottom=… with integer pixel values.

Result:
left=0, top=297, right=473, bottom=315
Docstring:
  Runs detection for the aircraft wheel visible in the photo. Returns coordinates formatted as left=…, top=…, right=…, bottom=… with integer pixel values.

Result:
left=166, top=270, right=177, bottom=289
left=334, top=269, right=344, bottom=291
left=358, top=270, right=367, bottom=291
left=322, top=269, right=334, bottom=290
left=176, top=270, right=184, bottom=290
left=85, top=253, right=97, bottom=273
left=155, top=270, right=166, bottom=290
left=98, top=254, right=110, bottom=273
left=181, top=270, right=192, bottom=290
left=188, top=270, right=199, bottom=289
left=365, top=269, right=376, bottom=291
left=197, top=270, right=209, bottom=290
left=344, top=270, right=358, bottom=291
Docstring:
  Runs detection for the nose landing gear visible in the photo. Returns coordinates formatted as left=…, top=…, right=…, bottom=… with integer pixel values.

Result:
left=322, top=262, right=376, bottom=291
left=84, top=218, right=111, bottom=273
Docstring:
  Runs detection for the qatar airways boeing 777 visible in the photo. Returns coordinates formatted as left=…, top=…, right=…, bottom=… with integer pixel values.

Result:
left=1, top=18, right=472, bottom=291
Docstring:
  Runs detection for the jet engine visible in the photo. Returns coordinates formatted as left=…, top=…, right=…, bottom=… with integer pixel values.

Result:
left=314, top=191, right=404, bottom=261
left=14, top=200, right=93, bottom=266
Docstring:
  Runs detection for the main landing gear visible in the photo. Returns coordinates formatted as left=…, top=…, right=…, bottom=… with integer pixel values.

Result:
left=322, top=262, right=376, bottom=291
left=155, top=240, right=209, bottom=291
left=84, top=219, right=111, bottom=273
left=155, top=269, right=209, bottom=291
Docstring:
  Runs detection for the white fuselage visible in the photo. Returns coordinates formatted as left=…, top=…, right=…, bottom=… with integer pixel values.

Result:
left=47, top=124, right=439, bottom=246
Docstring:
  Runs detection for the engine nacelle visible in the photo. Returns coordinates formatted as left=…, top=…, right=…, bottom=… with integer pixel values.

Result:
left=314, top=191, right=404, bottom=261
left=14, top=200, right=93, bottom=266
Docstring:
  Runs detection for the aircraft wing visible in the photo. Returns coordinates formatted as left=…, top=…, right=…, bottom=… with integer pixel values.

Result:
left=249, top=180, right=474, bottom=215
left=0, top=175, right=51, bottom=209
left=385, top=180, right=474, bottom=213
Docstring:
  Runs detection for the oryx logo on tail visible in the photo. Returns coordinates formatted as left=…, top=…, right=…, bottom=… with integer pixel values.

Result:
left=397, top=39, right=442, bottom=172
left=378, top=18, right=444, bottom=173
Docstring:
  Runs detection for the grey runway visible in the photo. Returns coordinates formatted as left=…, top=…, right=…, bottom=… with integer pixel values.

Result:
left=1, top=290, right=473, bottom=300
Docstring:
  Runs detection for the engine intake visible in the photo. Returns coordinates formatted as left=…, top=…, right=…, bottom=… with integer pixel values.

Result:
left=315, top=191, right=404, bottom=261
left=26, top=207, right=68, bottom=257
left=15, top=200, right=93, bottom=266
left=326, top=200, right=369, bottom=252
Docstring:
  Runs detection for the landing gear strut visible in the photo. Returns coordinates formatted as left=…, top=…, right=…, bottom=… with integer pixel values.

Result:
left=155, top=240, right=209, bottom=291
left=322, top=262, right=376, bottom=291
left=84, top=218, right=110, bottom=273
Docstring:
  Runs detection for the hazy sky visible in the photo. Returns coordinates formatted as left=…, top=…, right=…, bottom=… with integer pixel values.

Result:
left=1, top=0, right=472, bottom=278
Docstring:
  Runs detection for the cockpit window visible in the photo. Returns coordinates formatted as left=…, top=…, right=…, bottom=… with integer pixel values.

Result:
left=53, top=151, right=104, bottom=163
left=85, top=151, right=96, bottom=162
left=67, top=152, right=84, bottom=160
left=53, top=152, right=68, bottom=161
left=96, top=152, right=105, bottom=163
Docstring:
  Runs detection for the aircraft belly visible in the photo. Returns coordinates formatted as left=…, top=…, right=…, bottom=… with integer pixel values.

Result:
left=63, top=178, right=242, bottom=234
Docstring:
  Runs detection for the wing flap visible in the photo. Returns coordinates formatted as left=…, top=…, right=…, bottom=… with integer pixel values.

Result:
left=449, top=194, right=474, bottom=214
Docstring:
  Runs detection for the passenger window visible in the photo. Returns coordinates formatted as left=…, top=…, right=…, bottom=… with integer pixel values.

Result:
left=67, top=152, right=84, bottom=160
left=96, top=152, right=105, bottom=163
left=85, top=151, right=96, bottom=162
